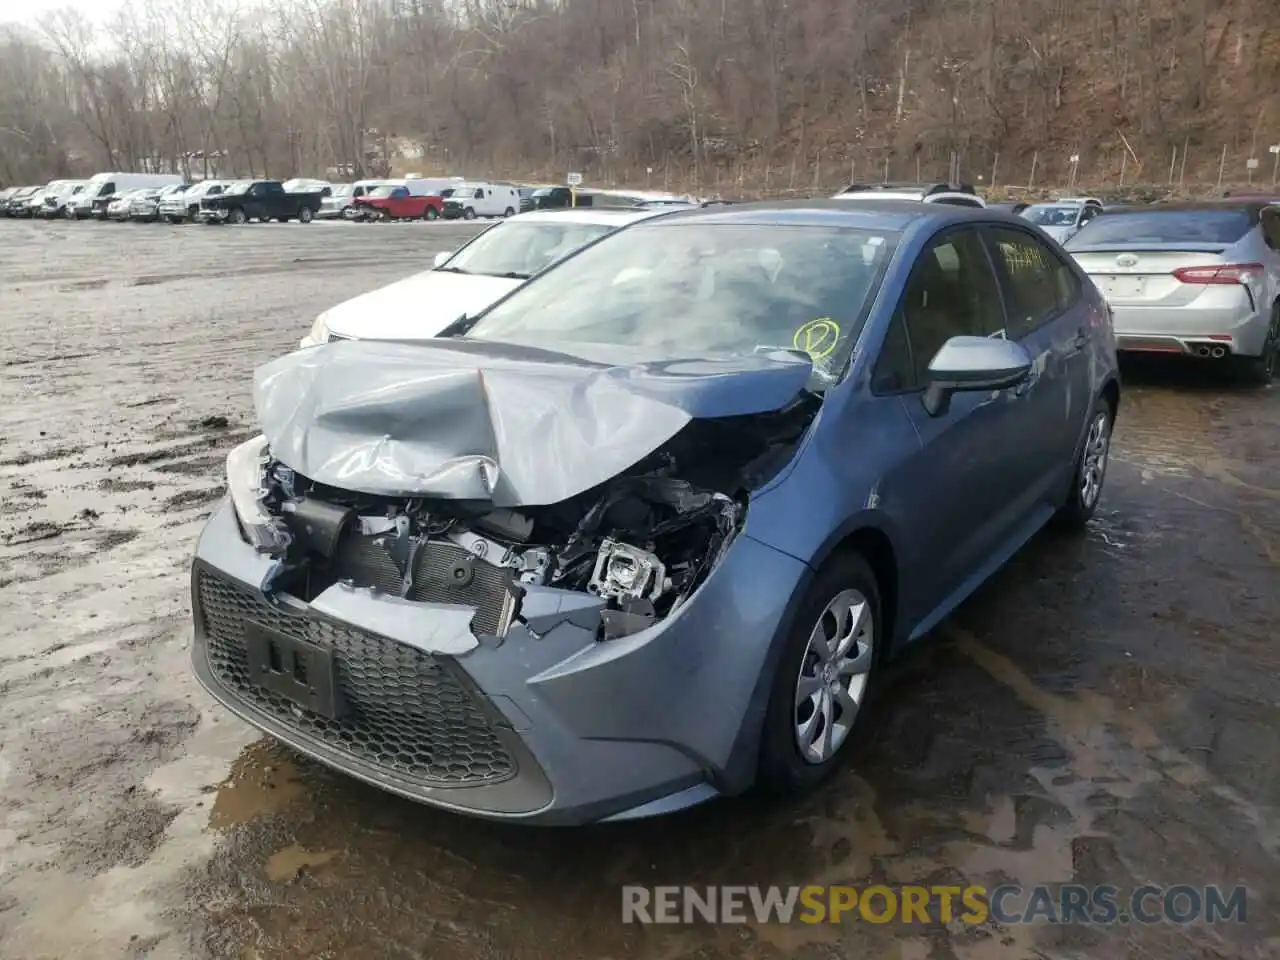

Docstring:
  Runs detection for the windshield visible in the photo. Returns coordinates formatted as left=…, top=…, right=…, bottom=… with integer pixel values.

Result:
left=1065, top=210, right=1253, bottom=247
left=1020, top=204, right=1081, bottom=227
left=532, top=188, right=555, bottom=198
left=224, top=182, right=251, bottom=196
left=464, top=223, right=899, bottom=386
left=370, top=185, right=398, bottom=198
left=441, top=220, right=624, bottom=279
left=330, top=185, right=353, bottom=197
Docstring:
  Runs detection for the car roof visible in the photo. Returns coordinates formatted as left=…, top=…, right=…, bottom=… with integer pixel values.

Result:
left=512, top=207, right=678, bottom=225
left=1097, top=200, right=1272, bottom=216
left=625, top=197, right=994, bottom=230
left=834, top=190, right=929, bottom=201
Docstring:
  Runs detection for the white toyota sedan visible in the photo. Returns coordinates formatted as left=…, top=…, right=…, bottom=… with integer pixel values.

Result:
left=301, top=207, right=672, bottom=347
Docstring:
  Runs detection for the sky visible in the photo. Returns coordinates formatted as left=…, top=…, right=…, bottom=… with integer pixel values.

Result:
left=1, top=0, right=125, bottom=27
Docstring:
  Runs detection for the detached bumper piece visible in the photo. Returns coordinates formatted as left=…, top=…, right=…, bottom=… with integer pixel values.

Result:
left=192, top=564, right=553, bottom=813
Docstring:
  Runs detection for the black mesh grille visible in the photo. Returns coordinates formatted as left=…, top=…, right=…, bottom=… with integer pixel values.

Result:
left=196, top=569, right=517, bottom=786
left=326, top=535, right=516, bottom=637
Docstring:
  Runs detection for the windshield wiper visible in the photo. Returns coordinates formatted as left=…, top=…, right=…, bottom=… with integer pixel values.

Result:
left=486, top=271, right=531, bottom=280
left=435, top=266, right=471, bottom=274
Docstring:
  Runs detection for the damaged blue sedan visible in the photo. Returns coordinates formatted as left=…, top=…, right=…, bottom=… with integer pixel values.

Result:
left=191, top=200, right=1120, bottom=824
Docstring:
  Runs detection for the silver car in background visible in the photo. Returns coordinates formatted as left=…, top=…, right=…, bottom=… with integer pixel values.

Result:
left=1020, top=200, right=1102, bottom=245
left=1066, top=201, right=1280, bottom=383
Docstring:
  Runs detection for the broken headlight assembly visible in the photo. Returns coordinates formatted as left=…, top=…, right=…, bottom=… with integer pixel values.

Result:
left=547, top=476, right=745, bottom=641
left=226, top=435, right=291, bottom=554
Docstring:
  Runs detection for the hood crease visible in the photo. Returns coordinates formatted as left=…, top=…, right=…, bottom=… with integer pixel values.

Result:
left=253, top=338, right=814, bottom=507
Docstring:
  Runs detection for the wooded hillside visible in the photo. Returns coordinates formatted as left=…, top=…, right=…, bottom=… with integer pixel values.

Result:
left=2, top=0, right=1278, bottom=192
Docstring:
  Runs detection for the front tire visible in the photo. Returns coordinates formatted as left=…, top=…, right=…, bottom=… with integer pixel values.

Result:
left=229, top=208, right=247, bottom=225
left=298, top=206, right=313, bottom=223
left=1054, top=395, right=1113, bottom=529
left=463, top=207, right=477, bottom=220
left=757, top=551, right=880, bottom=795
left=503, top=207, right=515, bottom=217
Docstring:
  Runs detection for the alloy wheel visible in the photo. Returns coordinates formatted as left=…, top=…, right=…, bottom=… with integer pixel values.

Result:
left=793, top=588, right=874, bottom=764
left=1080, top=410, right=1111, bottom=510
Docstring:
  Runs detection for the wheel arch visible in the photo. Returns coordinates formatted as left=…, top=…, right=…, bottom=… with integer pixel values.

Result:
left=1101, top=375, right=1120, bottom=420
left=719, top=517, right=903, bottom=795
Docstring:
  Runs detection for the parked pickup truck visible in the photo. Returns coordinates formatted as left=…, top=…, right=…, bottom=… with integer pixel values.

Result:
left=198, top=180, right=323, bottom=224
left=349, top=183, right=445, bottom=221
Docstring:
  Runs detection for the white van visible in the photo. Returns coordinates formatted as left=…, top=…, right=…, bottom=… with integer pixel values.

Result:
left=37, top=180, right=87, bottom=218
left=70, top=172, right=185, bottom=219
left=440, top=181, right=521, bottom=220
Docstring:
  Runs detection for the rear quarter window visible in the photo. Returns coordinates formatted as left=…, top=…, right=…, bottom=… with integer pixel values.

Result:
left=1068, top=211, right=1252, bottom=246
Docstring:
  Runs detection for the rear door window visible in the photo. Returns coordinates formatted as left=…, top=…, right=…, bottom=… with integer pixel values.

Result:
left=985, top=227, right=1079, bottom=337
left=1068, top=210, right=1253, bottom=246
left=983, top=229, right=1075, bottom=337
left=876, top=227, right=1006, bottom=390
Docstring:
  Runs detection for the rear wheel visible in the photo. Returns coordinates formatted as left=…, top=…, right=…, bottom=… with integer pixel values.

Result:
left=229, top=208, right=247, bottom=225
left=298, top=206, right=313, bottom=223
left=1233, top=305, right=1279, bottom=386
left=503, top=207, right=515, bottom=217
left=757, top=552, right=880, bottom=795
left=423, top=207, right=438, bottom=220
left=1053, top=395, right=1113, bottom=530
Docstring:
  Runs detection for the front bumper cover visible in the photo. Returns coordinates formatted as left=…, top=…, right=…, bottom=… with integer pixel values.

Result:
left=190, top=497, right=806, bottom=824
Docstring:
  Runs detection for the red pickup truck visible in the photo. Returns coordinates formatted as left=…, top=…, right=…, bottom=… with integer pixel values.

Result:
left=350, top=184, right=444, bottom=221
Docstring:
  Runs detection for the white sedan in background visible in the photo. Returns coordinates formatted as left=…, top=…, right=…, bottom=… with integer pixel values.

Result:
left=301, top=207, right=673, bottom=346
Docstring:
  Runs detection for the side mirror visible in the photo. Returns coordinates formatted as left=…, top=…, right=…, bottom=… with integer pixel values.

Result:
left=433, top=251, right=452, bottom=267
left=922, top=336, right=1033, bottom=417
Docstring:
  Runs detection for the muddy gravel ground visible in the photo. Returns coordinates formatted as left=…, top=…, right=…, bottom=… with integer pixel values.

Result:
left=1, top=218, right=1278, bottom=960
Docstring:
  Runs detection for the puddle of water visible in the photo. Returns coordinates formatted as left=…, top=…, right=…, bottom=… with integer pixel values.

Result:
left=949, top=625, right=1280, bottom=861
left=264, top=843, right=338, bottom=882
left=749, top=920, right=840, bottom=951
left=209, top=746, right=305, bottom=830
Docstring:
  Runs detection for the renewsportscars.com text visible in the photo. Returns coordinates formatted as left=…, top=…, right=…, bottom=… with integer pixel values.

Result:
left=621, top=884, right=1247, bottom=926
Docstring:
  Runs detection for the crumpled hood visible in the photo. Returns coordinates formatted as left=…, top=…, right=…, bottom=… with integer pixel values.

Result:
left=323, top=271, right=521, bottom=342
left=253, top=338, right=814, bottom=506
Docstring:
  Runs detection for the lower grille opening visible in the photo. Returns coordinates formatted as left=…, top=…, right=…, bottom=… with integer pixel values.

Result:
left=196, top=568, right=518, bottom=787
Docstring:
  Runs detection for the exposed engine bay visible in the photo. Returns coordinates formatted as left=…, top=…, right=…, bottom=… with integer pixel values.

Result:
left=241, top=394, right=819, bottom=642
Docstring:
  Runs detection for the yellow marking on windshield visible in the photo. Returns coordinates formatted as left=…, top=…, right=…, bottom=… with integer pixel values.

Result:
left=793, top=318, right=841, bottom=360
